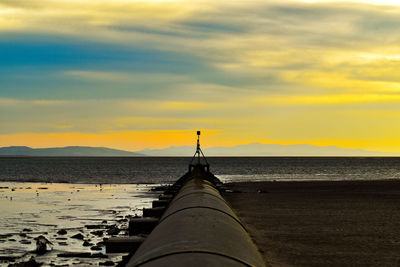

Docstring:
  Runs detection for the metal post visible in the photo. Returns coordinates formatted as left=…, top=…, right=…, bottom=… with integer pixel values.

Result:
left=189, top=130, right=209, bottom=171
left=197, top=131, right=201, bottom=164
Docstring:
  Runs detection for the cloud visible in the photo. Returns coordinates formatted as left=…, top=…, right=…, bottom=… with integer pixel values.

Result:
left=0, top=97, right=241, bottom=134
left=2, top=1, right=400, bottom=151
left=253, top=93, right=400, bottom=106
left=64, top=70, right=138, bottom=82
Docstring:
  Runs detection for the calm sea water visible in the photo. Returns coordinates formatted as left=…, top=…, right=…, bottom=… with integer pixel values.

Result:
left=1, top=157, right=400, bottom=183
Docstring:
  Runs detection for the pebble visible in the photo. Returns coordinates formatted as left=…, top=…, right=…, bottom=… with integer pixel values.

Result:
left=0, top=234, right=13, bottom=239
left=57, top=229, right=67, bottom=235
left=83, top=240, right=93, bottom=247
left=85, top=224, right=105, bottom=229
left=70, top=233, right=84, bottom=240
left=90, top=245, right=102, bottom=251
left=10, top=257, right=39, bottom=266
left=91, top=230, right=104, bottom=237
left=99, top=261, right=115, bottom=266
left=107, top=226, right=120, bottom=235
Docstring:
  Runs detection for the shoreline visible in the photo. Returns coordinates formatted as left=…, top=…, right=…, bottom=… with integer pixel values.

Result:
left=0, top=182, right=160, bottom=266
left=1, top=178, right=400, bottom=185
left=223, top=179, right=400, bottom=267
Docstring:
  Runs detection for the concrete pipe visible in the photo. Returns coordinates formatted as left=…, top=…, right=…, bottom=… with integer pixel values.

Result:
left=126, top=167, right=265, bottom=267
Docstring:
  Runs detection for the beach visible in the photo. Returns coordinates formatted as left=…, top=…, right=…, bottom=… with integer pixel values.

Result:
left=0, top=182, right=160, bottom=266
left=223, top=180, right=400, bottom=267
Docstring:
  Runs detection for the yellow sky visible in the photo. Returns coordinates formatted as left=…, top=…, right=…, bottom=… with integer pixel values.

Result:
left=1, top=0, right=400, bottom=153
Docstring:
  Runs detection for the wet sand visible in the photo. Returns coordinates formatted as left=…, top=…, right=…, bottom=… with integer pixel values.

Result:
left=223, top=180, right=400, bottom=267
left=0, top=182, right=160, bottom=266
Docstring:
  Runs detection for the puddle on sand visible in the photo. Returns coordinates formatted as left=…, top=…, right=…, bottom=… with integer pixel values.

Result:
left=0, top=182, right=161, bottom=266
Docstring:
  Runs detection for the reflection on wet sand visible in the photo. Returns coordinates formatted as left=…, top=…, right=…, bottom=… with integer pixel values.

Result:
left=0, top=182, right=161, bottom=266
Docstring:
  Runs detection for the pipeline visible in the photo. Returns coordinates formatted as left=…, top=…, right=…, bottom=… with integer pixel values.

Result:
left=125, top=165, right=265, bottom=267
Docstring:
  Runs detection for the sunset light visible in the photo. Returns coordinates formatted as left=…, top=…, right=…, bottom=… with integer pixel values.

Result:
left=1, top=0, right=400, bottom=153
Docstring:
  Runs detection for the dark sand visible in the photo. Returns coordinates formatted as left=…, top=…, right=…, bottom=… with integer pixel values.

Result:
left=223, top=180, right=400, bottom=267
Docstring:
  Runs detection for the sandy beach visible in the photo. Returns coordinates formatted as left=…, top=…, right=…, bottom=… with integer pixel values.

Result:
left=223, top=180, right=400, bottom=267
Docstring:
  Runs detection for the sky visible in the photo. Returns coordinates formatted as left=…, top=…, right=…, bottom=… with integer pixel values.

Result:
left=1, top=0, right=400, bottom=153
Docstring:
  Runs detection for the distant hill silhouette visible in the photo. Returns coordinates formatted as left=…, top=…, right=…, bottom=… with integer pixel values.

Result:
left=0, top=143, right=389, bottom=156
left=0, top=146, right=143, bottom=156
left=138, top=143, right=389, bottom=156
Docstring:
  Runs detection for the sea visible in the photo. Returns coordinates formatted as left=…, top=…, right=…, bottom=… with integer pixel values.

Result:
left=1, top=157, right=400, bottom=184
left=1, top=157, right=400, bottom=266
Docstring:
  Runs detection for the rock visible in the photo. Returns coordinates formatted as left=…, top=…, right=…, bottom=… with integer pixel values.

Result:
left=55, top=237, right=67, bottom=240
left=9, top=239, right=16, bottom=242
left=22, top=228, right=33, bottom=232
left=70, top=233, right=84, bottom=240
left=0, top=256, right=17, bottom=261
left=99, top=261, right=114, bottom=266
left=106, top=226, right=120, bottom=236
left=0, top=234, right=13, bottom=239
left=85, top=225, right=105, bottom=229
left=91, top=230, right=103, bottom=237
left=8, top=257, right=41, bottom=267
left=90, top=245, right=102, bottom=251
left=102, top=220, right=107, bottom=224
left=58, top=242, right=68, bottom=246
left=57, top=229, right=67, bottom=235
left=82, top=240, right=93, bottom=247
left=92, top=253, right=108, bottom=258
left=20, top=240, right=32, bottom=244
left=19, top=233, right=27, bottom=238
left=35, top=235, right=53, bottom=255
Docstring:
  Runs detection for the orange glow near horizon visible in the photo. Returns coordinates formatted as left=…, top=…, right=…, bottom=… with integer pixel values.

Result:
left=1, top=131, right=399, bottom=153
left=0, top=130, right=234, bottom=151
